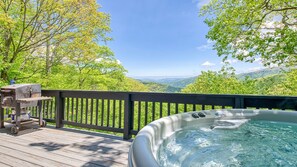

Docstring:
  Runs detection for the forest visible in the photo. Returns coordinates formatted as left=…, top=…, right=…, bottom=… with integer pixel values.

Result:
left=0, top=0, right=296, bottom=96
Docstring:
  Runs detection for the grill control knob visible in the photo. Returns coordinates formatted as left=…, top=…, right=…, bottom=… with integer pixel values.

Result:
left=192, top=113, right=200, bottom=118
left=198, top=112, right=206, bottom=117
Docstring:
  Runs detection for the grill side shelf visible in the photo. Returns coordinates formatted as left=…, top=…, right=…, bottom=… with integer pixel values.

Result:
left=17, top=97, right=52, bottom=103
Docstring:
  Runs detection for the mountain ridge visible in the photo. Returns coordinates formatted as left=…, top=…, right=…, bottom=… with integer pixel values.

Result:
left=134, top=67, right=289, bottom=92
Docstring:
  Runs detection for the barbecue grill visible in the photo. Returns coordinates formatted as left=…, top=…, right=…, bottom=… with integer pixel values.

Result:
left=0, top=84, right=52, bottom=134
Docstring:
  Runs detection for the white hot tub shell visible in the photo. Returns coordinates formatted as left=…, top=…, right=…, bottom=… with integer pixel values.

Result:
left=128, top=109, right=297, bottom=167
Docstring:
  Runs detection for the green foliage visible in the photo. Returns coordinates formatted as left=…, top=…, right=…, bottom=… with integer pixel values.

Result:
left=0, top=0, right=131, bottom=90
left=253, top=74, right=285, bottom=95
left=200, top=0, right=297, bottom=67
left=117, top=78, right=149, bottom=92
left=266, top=69, right=297, bottom=95
left=182, top=65, right=256, bottom=94
left=182, top=66, right=297, bottom=96
left=237, top=68, right=288, bottom=80
left=182, top=71, right=254, bottom=94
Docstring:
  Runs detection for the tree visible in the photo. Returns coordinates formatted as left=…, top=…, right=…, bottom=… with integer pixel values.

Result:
left=200, top=0, right=297, bottom=67
left=0, top=0, right=111, bottom=83
left=117, top=78, right=149, bottom=92
left=266, top=69, right=297, bottom=95
left=182, top=65, right=256, bottom=95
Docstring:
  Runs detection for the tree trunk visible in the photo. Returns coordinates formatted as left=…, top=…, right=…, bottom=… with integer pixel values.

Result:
left=45, top=40, right=51, bottom=75
left=0, top=70, right=9, bottom=83
left=1, top=31, right=12, bottom=83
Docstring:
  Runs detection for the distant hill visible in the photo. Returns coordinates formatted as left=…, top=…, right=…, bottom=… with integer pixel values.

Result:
left=253, top=73, right=286, bottom=94
left=141, top=82, right=181, bottom=93
left=236, top=67, right=289, bottom=80
left=137, top=76, right=197, bottom=88
left=134, top=67, right=292, bottom=92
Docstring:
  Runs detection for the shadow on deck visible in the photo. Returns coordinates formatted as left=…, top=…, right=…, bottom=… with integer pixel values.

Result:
left=0, top=125, right=132, bottom=167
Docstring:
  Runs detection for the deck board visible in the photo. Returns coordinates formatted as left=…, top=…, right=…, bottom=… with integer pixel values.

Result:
left=0, top=125, right=131, bottom=167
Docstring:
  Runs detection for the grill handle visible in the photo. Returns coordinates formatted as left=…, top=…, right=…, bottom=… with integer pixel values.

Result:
left=1, top=96, right=13, bottom=106
left=1, top=90, right=12, bottom=93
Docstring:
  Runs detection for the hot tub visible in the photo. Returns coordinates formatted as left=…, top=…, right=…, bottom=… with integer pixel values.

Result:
left=128, top=109, right=297, bottom=167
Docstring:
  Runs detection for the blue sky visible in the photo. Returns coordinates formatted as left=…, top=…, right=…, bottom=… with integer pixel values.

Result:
left=99, top=0, right=264, bottom=77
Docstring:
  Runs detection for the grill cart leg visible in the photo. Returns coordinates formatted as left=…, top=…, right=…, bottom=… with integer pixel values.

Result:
left=38, top=100, right=42, bottom=126
left=11, top=103, right=21, bottom=134
left=38, top=101, right=46, bottom=127
left=11, top=125, right=19, bottom=134
left=42, top=120, right=47, bottom=127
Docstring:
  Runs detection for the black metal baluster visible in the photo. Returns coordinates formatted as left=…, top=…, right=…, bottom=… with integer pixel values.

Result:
left=50, top=99, right=53, bottom=119
left=138, top=101, right=141, bottom=131
left=85, top=98, right=89, bottom=124
left=75, top=98, right=78, bottom=123
left=80, top=98, right=83, bottom=124
left=145, top=101, right=148, bottom=125
left=152, top=102, right=155, bottom=121
left=46, top=100, right=49, bottom=119
left=101, top=99, right=104, bottom=126
left=90, top=99, right=94, bottom=125
left=66, top=98, right=69, bottom=121
left=71, top=98, right=74, bottom=122
left=167, top=103, right=170, bottom=116
left=107, top=99, right=110, bottom=127
left=96, top=99, right=99, bottom=126
left=160, top=102, right=163, bottom=118
left=119, top=100, right=122, bottom=128
left=112, top=100, right=116, bottom=128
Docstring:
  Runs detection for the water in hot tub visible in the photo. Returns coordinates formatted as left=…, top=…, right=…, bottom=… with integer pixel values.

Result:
left=157, top=120, right=297, bottom=167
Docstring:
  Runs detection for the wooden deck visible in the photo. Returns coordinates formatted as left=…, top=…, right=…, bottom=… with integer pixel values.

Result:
left=0, top=124, right=132, bottom=167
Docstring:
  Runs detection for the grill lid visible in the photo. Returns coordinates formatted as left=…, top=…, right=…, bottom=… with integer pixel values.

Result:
left=1, top=84, right=40, bottom=90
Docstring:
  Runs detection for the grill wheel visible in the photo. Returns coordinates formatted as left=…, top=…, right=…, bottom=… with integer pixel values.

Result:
left=11, top=126, right=19, bottom=134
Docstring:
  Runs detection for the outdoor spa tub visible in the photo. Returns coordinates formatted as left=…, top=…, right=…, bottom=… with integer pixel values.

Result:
left=128, top=109, right=297, bottom=167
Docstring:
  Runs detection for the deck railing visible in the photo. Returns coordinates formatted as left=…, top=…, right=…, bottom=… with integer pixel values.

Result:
left=9, top=90, right=297, bottom=139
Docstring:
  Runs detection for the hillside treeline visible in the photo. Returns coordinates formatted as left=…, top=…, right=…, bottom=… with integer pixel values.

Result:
left=182, top=67, right=297, bottom=96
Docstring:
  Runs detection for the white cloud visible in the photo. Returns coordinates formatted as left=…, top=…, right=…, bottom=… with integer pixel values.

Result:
left=197, top=39, right=214, bottom=50
left=246, top=67, right=265, bottom=72
left=202, top=61, right=215, bottom=67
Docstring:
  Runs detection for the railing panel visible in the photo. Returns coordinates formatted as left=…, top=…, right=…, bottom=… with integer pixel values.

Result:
left=130, top=93, right=236, bottom=106
left=38, top=90, right=56, bottom=121
left=38, top=90, right=297, bottom=140
left=243, top=96, right=297, bottom=110
left=56, top=91, right=127, bottom=135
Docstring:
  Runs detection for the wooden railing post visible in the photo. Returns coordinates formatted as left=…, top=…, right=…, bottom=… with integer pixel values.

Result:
left=0, top=96, right=3, bottom=128
left=235, top=96, right=244, bottom=108
left=124, top=93, right=133, bottom=140
left=56, top=91, right=64, bottom=128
